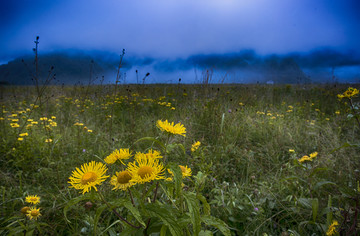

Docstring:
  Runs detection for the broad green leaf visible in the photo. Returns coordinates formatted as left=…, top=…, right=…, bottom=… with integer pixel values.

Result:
left=160, top=225, right=168, bottom=236
left=201, top=215, right=231, bottom=236
left=169, top=162, right=183, bottom=198
left=184, top=192, right=201, bottom=236
left=311, top=198, right=318, bottom=222
left=110, top=199, right=146, bottom=227
left=313, top=181, right=336, bottom=191
left=93, top=204, right=108, bottom=234
left=199, top=230, right=213, bottom=236
left=64, top=193, right=94, bottom=223
left=197, top=194, right=210, bottom=215
left=145, top=202, right=182, bottom=236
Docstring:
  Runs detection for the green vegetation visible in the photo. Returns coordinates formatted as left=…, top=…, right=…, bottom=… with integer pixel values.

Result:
left=0, top=83, right=359, bottom=235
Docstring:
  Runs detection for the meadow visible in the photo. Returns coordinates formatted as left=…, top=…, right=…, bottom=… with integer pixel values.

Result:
left=0, top=83, right=359, bottom=235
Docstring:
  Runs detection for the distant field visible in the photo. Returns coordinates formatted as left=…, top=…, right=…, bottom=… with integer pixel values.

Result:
left=0, top=84, right=359, bottom=235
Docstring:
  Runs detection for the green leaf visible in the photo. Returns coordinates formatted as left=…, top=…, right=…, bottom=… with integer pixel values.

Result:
left=169, top=163, right=183, bottom=198
left=93, top=204, right=108, bottom=234
left=197, top=194, right=210, bottom=215
left=184, top=192, right=201, bottom=236
left=160, top=225, right=168, bottom=236
left=64, top=193, right=94, bottom=223
left=110, top=199, right=146, bottom=227
left=145, top=202, right=183, bottom=236
left=311, top=198, right=318, bottom=222
left=199, top=230, right=213, bottom=236
left=313, top=181, right=336, bottom=191
left=201, top=215, right=231, bottom=236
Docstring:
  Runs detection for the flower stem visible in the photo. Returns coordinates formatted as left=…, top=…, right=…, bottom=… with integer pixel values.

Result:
left=97, top=191, right=141, bottom=229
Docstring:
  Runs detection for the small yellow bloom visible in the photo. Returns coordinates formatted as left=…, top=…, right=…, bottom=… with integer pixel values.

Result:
left=335, top=111, right=340, bottom=115
left=25, top=195, right=40, bottom=205
left=309, top=152, right=318, bottom=158
left=157, top=120, right=186, bottom=137
left=289, top=149, right=295, bottom=153
left=45, top=139, right=53, bottom=143
left=10, top=123, right=20, bottom=128
left=298, top=155, right=312, bottom=163
left=21, top=206, right=30, bottom=214
left=110, top=170, right=136, bottom=191
left=26, top=207, right=41, bottom=220
left=19, top=132, right=28, bottom=137
left=104, top=149, right=132, bottom=165
left=326, top=220, right=339, bottom=236
left=17, top=137, right=24, bottom=141
left=191, top=141, right=201, bottom=152
left=87, top=129, right=93, bottom=133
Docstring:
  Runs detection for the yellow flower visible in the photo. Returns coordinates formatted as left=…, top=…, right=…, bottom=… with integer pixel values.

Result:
left=127, top=155, right=165, bottom=184
left=191, top=141, right=201, bottom=152
left=10, top=123, right=20, bottom=128
left=337, top=87, right=359, bottom=100
left=156, top=120, right=186, bottom=137
left=326, top=220, right=339, bottom=236
left=104, top=149, right=132, bottom=165
left=135, top=149, right=163, bottom=161
left=309, top=152, right=318, bottom=158
left=299, top=151, right=318, bottom=163
left=45, top=139, right=52, bottom=143
left=20, top=206, right=30, bottom=214
left=25, top=195, right=40, bottom=205
left=26, top=207, right=41, bottom=220
left=335, top=111, right=340, bottom=115
left=17, top=137, right=24, bottom=141
left=110, top=170, right=136, bottom=191
left=74, top=122, right=84, bottom=126
left=169, top=165, right=192, bottom=178
left=19, top=132, right=28, bottom=137
left=289, top=149, right=295, bottom=153
left=68, top=161, right=109, bottom=194
left=298, top=155, right=312, bottom=163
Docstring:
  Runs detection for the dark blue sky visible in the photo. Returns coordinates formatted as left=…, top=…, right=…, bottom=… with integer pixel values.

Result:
left=1, top=0, right=359, bottom=63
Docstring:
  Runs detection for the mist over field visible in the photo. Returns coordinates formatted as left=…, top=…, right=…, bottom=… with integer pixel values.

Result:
left=1, top=48, right=359, bottom=85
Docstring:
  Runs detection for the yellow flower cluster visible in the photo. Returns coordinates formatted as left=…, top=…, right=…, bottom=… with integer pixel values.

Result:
left=298, top=152, right=318, bottom=163
left=191, top=141, right=201, bottom=152
left=337, top=87, right=359, bottom=100
left=326, top=220, right=339, bottom=236
left=21, top=195, right=41, bottom=220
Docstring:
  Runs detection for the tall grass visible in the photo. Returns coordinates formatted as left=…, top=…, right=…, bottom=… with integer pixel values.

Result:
left=0, top=83, right=359, bottom=235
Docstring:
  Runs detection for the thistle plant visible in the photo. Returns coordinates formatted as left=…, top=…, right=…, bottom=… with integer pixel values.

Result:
left=66, top=120, right=230, bottom=235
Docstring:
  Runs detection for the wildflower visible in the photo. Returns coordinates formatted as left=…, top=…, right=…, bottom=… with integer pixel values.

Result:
left=335, top=111, right=340, bottom=115
left=168, top=165, right=192, bottom=179
left=171, top=107, right=176, bottom=110
left=74, top=122, right=84, bottom=126
left=26, top=207, right=41, bottom=220
left=157, top=120, right=186, bottom=137
left=87, top=129, right=93, bottom=133
left=45, top=139, right=52, bottom=143
left=110, top=170, right=136, bottom=191
left=138, top=149, right=163, bottom=160
left=104, top=149, right=132, bottom=165
left=326, top=220, right=339, bottom=236
left=19, top=133, right=28, bottom=137
left=20, top=206, right=30, bottom=214
left=25, top=195, right=40, bottom=205
left=68, top=161, right=109, bottom=194
left=289, top=149, right=295, bottom=153
left=299, top=151, right=318, bottom=163
left=191, top=141, right=201, bottom=152
left=127, top=156, right=165, bottom=184
left=239, top=102, right=244, bottom=106
left=17, top=138, right=24, bottom=141
left=10, top=123, right=20, bottom=128
left=337, top=87, right=359, bottom=100
left=309, top=152, right=318, bottom=158
left=298, top=155, right=312, bottom=163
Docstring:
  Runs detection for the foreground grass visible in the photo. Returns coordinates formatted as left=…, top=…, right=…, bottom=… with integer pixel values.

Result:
left=0, top=83, right=359, bottom=235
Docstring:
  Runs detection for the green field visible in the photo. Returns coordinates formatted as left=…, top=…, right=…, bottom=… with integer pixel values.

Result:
left=0, top=84, right=359, bottom=235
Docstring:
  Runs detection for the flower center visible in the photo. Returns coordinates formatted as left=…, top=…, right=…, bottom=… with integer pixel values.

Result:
left=81, top=172, right=98, bottom=185
left=117, top=171, right=132, bottom=184
left=31, top=210, right=39, bottom=216
left=138, top=166, right=154, bottom=179
left=30, top=197, right=38, bottom=201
